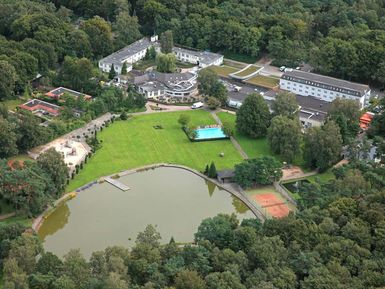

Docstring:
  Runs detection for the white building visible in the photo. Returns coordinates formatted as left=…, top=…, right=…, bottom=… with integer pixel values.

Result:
left=280, top=69, right=370, bottom=109
left=98, top=36, right=159, bottom=74
left=134, top=71, right=198, bottom=102
left=173, top=47, right=223, bottom=68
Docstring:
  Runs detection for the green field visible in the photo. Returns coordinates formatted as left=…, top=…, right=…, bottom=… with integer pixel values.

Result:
left=67, top=110, right=244, bottom=191
left=209, top=65, right=239, bottom=77
left=216, top=112, right=271, bottom=158
left=244, top=75, right=280, bottom=88
left=233, top=65, right=261, bottom=77
left=2, top=98, right=25, bottom=110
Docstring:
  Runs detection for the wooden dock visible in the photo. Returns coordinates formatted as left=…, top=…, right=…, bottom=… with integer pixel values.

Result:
left=105, top=177, right=130, bottom=191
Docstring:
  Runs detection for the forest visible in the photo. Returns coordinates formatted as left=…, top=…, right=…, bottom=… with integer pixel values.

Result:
left=2, top=160, right=385, bottom=289
left=1, top=0, right=385, bottom=288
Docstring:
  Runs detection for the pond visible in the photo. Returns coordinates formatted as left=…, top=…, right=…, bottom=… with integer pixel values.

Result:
left=38, top=167, right=254, bottom=258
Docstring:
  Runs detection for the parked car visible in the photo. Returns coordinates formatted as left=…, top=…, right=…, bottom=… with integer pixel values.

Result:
left=279, top=66, right=286, bottom=72
left=191, top=102, right=204, bottom=109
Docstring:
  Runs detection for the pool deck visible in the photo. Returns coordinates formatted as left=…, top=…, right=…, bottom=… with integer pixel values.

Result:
left=105, top=177, right=131, bottom=191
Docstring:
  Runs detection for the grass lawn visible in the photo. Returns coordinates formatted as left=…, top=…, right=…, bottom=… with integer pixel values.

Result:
left=0, top=199, right=14, bottom=215
left=133, top=59, right=156, bottom=71
left=233, top=65, right=261, bottom=77
left=209, top=65, right=239, bottom=77
left=216, top=112, right=271, bottom=159
left=244, top=75, right=280, bottom=89
left=67, top=110, right=244, bottom=191
left=0, top=215, right=31, bottom=226
left=222, top=51, right=257, bottom=64
left=176, top=61, right=196, bottom=68
left=2, top=98, right=25, bottom=110
left=223, top=60, right=247, bottom=69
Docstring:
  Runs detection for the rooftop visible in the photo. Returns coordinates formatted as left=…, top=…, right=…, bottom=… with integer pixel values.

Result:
left=19, top=99, right=61, bottom=116
left=136, top=71, right=197, bottom=92
left=45, top=87, right=91, bottom=99
left=282, top=69, right=370, bottom=96
left=100, top=38, right=154, bottom=65
left=173, top=46, right=223, bottom=65
left=296, top=95, right=329, bottom=122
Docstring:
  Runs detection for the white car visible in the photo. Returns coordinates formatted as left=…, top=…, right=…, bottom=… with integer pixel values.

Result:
left=279, top=66, right=286, bottom=72
left=191, top=102, right=204, bottom=109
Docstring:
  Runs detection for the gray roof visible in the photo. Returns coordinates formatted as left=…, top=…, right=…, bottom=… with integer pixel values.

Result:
left=217, top=169, right=235, bottom=179
left=295, top=94, right=330, bottom=113
left=136, top=71, right=197, bottom=92
left=173, top=46, right=223, bottom=65
left=99, top=38, right=154, bottom=65
left=296, top=95, right=329, bottom=122
left=281, top=69, right=370, bottom=97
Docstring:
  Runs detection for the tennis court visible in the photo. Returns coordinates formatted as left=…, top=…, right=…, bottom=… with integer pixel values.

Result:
left=253, top=193, right=290, bottom=218
left=246, top=186, right=294, bottom=219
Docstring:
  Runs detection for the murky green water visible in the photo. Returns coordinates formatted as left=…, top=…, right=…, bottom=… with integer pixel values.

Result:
left=38, top=167, right=254, bottom=258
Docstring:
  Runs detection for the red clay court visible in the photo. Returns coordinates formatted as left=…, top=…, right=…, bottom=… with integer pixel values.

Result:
left=254, top=193, right=290, bottom=218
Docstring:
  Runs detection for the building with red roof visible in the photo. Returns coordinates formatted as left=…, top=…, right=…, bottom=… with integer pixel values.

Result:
left=19, top=99, right=61, bottom=117
left=360, top=112, right=374, bottom=130
left=45, top=87, right=92, bottom=100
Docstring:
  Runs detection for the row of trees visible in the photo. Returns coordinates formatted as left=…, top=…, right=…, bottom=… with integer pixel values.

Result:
left=2, top=158, right=385, bottom=288
left=235, top=92, right=362, bottom=171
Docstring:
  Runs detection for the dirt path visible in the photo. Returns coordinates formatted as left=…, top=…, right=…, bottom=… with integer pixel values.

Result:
left=0, top=212, right=16, bottom=221
left=281, top=166, right=318, bottom=181
left=210, top=110, right=249, bottom=160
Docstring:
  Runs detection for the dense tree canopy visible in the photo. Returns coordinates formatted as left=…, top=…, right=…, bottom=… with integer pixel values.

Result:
left=303, top=121, right=343, bottom=171
left=236, top=94, right=271, bottom=138
left=267, top=116, right=302, bottom=163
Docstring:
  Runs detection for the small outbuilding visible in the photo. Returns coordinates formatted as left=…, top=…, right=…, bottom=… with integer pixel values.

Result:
left=217, top=169, right=235, bottom=183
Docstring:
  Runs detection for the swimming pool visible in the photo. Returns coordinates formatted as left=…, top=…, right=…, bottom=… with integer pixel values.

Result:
left=194, top=127, right=228, bottom=140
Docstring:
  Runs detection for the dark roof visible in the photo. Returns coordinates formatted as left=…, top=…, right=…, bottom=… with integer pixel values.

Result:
left=295, top=95, right=330, bottom=114
left=282, top=69, right=370, bottom=97
left=296, top=95, right=329, bottom=122
left=217, top=169, right=235, bottom=179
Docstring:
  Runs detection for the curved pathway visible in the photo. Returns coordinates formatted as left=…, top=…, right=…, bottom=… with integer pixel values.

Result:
left=209, top=110, right=249, bottom=160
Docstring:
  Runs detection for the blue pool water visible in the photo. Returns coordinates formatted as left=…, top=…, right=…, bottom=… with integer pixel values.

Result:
left=195, top=127, right=227, bottom=140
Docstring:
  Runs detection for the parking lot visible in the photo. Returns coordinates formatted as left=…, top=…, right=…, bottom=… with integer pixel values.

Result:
left=220, top=77, right=269, bottom=103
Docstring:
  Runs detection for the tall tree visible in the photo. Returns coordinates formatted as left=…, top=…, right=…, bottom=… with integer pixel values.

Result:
left=37, top=148, right=68, bottom=197
left=109, top=64, right=117, bottom=79
left=236, top=94, right=271, bottom=138
left=80, top=16, right=113, bottom=57
left=58, top=56, right=94, bottom=91
left=233, top=156, right=283, bottom=188
left=267, top=116, right=302, bottom=163
left=0, top=60, right=17, bottom=100
left=160, top=30, right=174, bottom=54
left=327, top=98, right=361, bottom=143
left=113, top=12, right=141, bottom=50
left=271, top=92, right=299, bottom=119
left=156, top=53, right=176, bottom=73
left=0, top=117, right=18, bottom=158
left=303, top=121, right=343, bottom=171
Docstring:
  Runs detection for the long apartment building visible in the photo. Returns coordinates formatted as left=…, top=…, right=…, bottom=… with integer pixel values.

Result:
left=99, top=36, right=224, bottom=75
left=172, top=47, right=223, bottom=68
left=280, top=69, right=370, bottom=108
left=98, top=36, right=159, bottom=74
